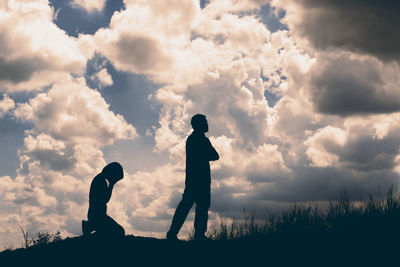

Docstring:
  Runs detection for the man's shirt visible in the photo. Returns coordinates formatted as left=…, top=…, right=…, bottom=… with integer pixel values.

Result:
left=185, top=131, right=219, bottom=187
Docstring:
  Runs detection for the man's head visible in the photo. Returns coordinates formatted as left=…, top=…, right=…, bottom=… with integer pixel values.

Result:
left=191, top=114, right=208, bottom=133
left=102, top=162, right=124, bottom=184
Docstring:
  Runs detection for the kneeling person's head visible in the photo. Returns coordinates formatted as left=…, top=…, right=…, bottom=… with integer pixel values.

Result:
left=102, top=162, right=124, bottom=184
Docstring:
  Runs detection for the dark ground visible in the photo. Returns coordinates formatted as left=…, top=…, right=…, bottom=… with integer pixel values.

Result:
left=0, top=231, right=397, bottom=267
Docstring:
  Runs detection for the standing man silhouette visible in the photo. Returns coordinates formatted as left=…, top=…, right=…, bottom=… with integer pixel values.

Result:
left=82, top=162, right=125, bottom=238
left=167, top=114, right=219, bottom=241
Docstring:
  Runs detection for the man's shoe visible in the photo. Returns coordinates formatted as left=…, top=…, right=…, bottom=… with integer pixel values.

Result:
left=166, top=231, right=179, bottom=241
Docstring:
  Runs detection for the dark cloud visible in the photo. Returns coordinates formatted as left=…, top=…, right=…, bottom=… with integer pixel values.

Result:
left=311, top=55, right=400, bottom=116
left=211, top=185, right=257, bottom=215
left=0, top=31, right=11, bottom=55
left=12, top=187, right=38, bottom=205
left=338, top=135, right=400, bottom=172
left=0, top=117, right=30, bottom=176
left=255, top=166, right=398, bottom=202
left=129, top=217, right=168, bottom=232
left=30, top=149, right=76, bottom=172
left=211, top=184, right=292, bottom=218
left=0, top=57, right=44, bottom=83
left=292, top=0, right=400, bottom=61
left=115, top=35, right=170, bottom=72
left=209, top=130, right=400, bottom=213
left=247, top=130, right=400, bottom=203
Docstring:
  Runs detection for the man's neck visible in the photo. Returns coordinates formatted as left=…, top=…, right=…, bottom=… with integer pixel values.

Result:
left=193, top=130, right=205, bottom=136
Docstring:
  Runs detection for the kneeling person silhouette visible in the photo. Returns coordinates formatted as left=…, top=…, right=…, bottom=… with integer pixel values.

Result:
left=82, top=162, right=125, bottom=238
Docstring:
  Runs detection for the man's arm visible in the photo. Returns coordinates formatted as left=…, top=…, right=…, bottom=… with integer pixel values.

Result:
left=105, top=181, right=115, bottom=203
left=205, top=138, right=219, bottom=161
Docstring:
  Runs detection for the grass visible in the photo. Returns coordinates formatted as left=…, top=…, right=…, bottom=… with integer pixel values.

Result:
left=207, top=187, right=400, bottom=243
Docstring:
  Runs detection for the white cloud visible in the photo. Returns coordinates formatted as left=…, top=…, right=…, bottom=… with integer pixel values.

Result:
left=305, top=126, right=347, bottom=168
left=203, top=0, right=268, bottom=16
left=94, top=0, right=273, bottom=85
left=0, top=0, right=91, bottom=92
left=91, top=67, right=113, bottom=87
left=0, top=94, right=15, bottom=116
left=70, top=0, right=106, bottom=13
left=14, top=77, right=137, bottom=145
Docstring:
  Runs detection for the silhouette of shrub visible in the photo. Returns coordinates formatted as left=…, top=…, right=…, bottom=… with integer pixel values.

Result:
left=19, top=227, right=62, bottom=248
left=31, top=231, right=62, bottom=246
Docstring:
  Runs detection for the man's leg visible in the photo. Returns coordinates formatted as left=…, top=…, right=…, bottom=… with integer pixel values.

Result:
left=194, top=184, right=210, bottom=240
left=167, top=189, right=195, bottom=239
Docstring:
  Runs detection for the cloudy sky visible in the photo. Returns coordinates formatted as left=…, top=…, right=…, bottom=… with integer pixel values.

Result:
left=1, top=0, right=400, bottom=247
